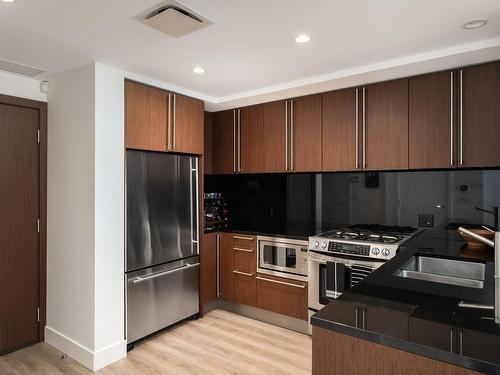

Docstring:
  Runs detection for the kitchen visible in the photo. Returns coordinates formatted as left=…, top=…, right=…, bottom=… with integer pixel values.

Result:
left=1, top=1, right=500, bottom=374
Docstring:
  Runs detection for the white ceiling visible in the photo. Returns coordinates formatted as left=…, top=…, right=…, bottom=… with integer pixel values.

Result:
left=0, top=0, right=500, bottom=110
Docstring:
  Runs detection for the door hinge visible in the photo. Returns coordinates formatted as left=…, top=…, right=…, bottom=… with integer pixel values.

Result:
left=37, top=307, right=40, bottom=322
left=37, top=129, right=40, bottom=144
left=37, top=218, right=40, bottom=233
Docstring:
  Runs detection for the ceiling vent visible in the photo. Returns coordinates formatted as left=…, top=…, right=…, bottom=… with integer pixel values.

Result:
left=143, top=1, right=212, bottom=38
left=0, top=58, right=44, bottom=77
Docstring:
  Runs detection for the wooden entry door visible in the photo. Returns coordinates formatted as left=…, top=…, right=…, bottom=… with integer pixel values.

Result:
left=0, top=102, right=41, bottom=354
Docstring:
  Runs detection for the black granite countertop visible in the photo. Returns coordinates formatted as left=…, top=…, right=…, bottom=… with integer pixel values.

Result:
left=311, top=228, right=500, bottom=375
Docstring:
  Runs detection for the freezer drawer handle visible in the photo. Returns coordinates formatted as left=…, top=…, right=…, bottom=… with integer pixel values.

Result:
left=233, top=270, right=254, bottom=277
left=130, top=263, right=200, bottom=284
left=233, top=247, right=254, bottom=253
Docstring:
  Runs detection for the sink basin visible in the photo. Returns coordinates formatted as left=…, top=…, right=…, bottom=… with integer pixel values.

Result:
left=394, top=255, right=485, bottom=289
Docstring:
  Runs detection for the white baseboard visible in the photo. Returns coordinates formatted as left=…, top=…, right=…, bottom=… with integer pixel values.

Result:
left=45, top=326, right=126, bottom=372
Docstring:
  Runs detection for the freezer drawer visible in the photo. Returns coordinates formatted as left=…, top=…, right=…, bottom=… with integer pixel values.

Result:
left=126, top=256, right=199, bottom=343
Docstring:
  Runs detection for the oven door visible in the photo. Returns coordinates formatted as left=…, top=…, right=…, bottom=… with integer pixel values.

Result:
left=258, top=239, right=307, bottom=276
left=308, top=251, right=381, bottom=311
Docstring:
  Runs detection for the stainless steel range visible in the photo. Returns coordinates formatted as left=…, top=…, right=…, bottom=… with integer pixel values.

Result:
left=307, top=225, right=420, bottom=332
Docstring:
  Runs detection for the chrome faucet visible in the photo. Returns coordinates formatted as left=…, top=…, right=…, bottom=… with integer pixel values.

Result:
left=458, top=227, right=500, bottom=324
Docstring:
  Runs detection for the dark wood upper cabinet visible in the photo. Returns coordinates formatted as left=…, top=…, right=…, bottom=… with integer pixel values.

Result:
left=409, top=71, right=456, bottom=169
left=460, top=61, right=500, bottom=168
left=219, top=232, right=233, bottom=301
left=364, top=78, right=409, bottom=170
left=263, top=101, right=287, bottom=173
left=322, top=88, right=358, bottom=171
left=212, top=110, right=235, bottom=174
left=204, top=112, right=213, bottom=175
left=239, top=105, right=264, bottom=173
left=125, top=80, right=168, bottom=152
left=171, top=93, right=204, bottom=155
left=290, top=94, right=322, bottom=172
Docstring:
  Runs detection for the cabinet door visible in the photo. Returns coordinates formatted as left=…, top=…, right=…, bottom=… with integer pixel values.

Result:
left=409, top=71, right=456, bottom=169
left=204, top=112, right=213, bottom=174
left=256, top=274, right=308, bottom=320
left=263, top=101, right=287, bottom=173
left=200, top=232, right=217, bottom=306
left=363, top=305, right=410, bottom=340
left=409, top=317, right=455, bottom=353
left=212, top=110, right=236, bottom=174
left=239, top=105, right=263, bottom=173
left=219, top=232, right=233, bottom=300
left=460, top=328, right=500, bottom=364
left=171, top=94, right=204, bottom=154
left=233, top=271, right=256, bottom=307
left=322, top=88, right=358, bottom=171
left=364, top=79, right=409, bottom=170
left=290, top=94, right=322, bottom=172
left=327, top=299, right=360, bottom=328
left=461, top=62, right=500, bottom=167
left=125, top=80, right=168, bottom=152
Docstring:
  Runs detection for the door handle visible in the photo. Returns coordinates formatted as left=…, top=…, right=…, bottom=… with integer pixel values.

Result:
left=256, top=276, right=306, bottom=289
left=355, top=307, right=359, bottom=329
left=450, top=71, right=454, bottom=166
left=233, top=270, right=254, bottom=277
left=233, top=247, right=254, bottom=253
left=233, top=235, right=254, bottom=241
left=355, top=88, right=359, bottom=169
left=362, top=307, right=366, bottom=330
left=167, top=93, right=172, bottom=150
left=290, top=99, right=294, bottom=171
left=285, top=100, right=289, bottom=171
left=459, top=330, right=463, bottom=355
left=450, top=328, right=454, bottom=353
left=130, top=263, right=200, bottom=284
left=233, top=110, right=237, bottom=173
left=216, top=234, right=220, bottom=298
left=362, top=87, right=366, bottom=169
left=172, top=94, right=177, bottom=150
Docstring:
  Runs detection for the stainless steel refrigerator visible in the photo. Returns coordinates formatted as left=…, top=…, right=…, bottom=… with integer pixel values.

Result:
left=126, top=150, right=199, bottom=344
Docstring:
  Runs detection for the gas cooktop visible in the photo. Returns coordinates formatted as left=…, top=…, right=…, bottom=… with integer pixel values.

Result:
left=308, top=224, right=420, bottom=260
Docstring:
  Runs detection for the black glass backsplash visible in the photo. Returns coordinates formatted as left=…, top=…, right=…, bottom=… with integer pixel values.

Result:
left=205, top=170, right=500, bottom=234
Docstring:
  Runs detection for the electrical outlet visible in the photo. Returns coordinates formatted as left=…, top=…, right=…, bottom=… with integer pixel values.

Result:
left=419, top=214, right=434, bottom=228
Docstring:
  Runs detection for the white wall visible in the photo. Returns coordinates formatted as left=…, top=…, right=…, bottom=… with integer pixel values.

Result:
left=46, top=64, right=95, bottom=355
left=0, top=70, right=47, bottom=101
left=46, top=63, right=126, bottom=371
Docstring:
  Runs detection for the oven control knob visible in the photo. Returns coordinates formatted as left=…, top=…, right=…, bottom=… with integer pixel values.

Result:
left=314, top=241, right=320, bottom=248
left=382, top=248, right=390, bottom=257
left=371, top=247, right=380, bottom=256
left=322, top=242, right=328, bottom=249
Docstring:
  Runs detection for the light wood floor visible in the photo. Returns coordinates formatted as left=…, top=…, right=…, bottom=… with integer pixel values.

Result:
left=0, top=309, right=312, bottom=375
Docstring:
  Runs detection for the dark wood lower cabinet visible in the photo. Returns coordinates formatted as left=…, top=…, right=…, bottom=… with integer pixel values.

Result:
left=256, top=274, right=307, bottom=320
left=219, top=232, right=233, bottom=301
left=409, top=317, right=454, bottom=353
left=312, top=327, right=482, bottom=375
left=200, top=233, right=217, bottom=307
left=326, top=299, right=359, bottom=328
left=460, top=328, right=500, bottom=365
left=233, top=271, right=256, bottom=307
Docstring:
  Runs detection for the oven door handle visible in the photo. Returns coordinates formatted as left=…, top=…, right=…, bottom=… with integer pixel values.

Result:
left=308, top=258, right=327, bottom=264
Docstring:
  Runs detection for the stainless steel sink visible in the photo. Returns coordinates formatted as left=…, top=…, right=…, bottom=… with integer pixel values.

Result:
left=394, top=255, right=485, bottom=289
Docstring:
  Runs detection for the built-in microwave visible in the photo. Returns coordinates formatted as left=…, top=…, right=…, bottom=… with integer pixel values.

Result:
left=257, top=236, right=308, bottom=281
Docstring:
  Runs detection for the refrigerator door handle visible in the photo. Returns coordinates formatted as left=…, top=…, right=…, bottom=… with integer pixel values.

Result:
left=191, top=157, right=199, bottom=255
left=130, top=263, right=200, bottom=284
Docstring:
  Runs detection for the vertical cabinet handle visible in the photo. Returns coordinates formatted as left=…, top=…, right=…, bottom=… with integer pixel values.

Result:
left=285, top=100, right=289, bottom=171
left=362, top=307, right=366, bottom=330
left=362, top=87, right=366, bottom=169
left=450, top=328, right=454, bottom=353
left=450, top=72, right=454, bottom=166
left=172, top=94, right=176, bottom=150
left=238, top=109, right=241, bottom=172
left=355, top=307, right=358, bottom=328
left=355, top=88, right=359, bottom=169
left=459, top=330, right=463, bottom=355
left=459, top=69, right=464, bottom=166
left=216, top=234, right=220, bottom=298
left=167, top=94, right=172, bottom=151
left=233, top=110, right=237, bottom=173
left=290, top=99, right=294, bottom=171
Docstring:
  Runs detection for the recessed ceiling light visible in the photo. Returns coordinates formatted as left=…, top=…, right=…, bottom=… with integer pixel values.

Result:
left=1, top=0, right=17, bottom=3
left=192, top=67, right=205, bottom=74
left=463, top=20, right=488, bottom=29
left=295, top=34, right=311, bottom=44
